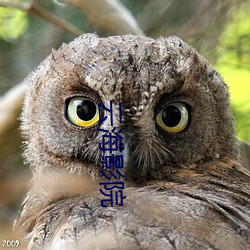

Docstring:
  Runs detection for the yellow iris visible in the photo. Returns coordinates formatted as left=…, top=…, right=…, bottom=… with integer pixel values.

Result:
left=156, top=103, right=189, bottom=133
left=67, top=97, right=99, bottom=127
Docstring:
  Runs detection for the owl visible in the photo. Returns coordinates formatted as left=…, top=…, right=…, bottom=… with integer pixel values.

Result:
left=14, top=34, right=250, bottom=250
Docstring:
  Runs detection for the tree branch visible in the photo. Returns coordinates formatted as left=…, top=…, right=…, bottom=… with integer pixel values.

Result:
left=0, top=0, right=81, bottom=36
left=59, top=0, right=144, bottom=35
left=0, top=1, right=29, bottom=11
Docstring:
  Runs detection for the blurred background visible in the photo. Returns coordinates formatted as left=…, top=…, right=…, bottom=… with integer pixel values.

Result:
left=0, top=0, right=249, bottom=243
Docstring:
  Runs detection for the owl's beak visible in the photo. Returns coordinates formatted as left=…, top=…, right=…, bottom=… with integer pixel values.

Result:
left=121, top=133, right=138, bottom=179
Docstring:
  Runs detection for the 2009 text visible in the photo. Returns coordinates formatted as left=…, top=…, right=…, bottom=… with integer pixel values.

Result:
left=2, top=240, right=20, bottom=248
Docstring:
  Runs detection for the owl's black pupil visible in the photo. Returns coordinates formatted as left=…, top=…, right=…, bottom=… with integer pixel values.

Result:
left=76, top=100, right=96, bottom=121
left=162, top=106, right=181, bottom=127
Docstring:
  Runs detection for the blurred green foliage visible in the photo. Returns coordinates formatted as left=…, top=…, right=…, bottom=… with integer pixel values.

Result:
left=0, top=7, right=28, bottom=40
left=215, top=1, right=250, bottom=141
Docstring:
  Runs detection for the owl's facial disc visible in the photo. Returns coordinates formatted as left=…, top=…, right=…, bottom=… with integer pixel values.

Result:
left=63, top=90, right=192, bottom=182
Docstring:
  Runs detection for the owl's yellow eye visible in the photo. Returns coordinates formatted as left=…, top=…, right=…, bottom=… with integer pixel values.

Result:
left=156, top=103, right=189, bottom=133
left=66, top=97, right=99, bottom=127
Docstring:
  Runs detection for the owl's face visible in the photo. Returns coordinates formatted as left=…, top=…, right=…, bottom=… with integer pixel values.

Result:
left=22, top=34, right=239, bottom=184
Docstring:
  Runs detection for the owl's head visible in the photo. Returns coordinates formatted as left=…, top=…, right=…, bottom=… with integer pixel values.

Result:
left=21, top=34, right=239, bottom=185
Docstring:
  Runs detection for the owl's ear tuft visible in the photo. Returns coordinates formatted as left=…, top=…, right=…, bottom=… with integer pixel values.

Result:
left=177, top=50, right=208, bottom=84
